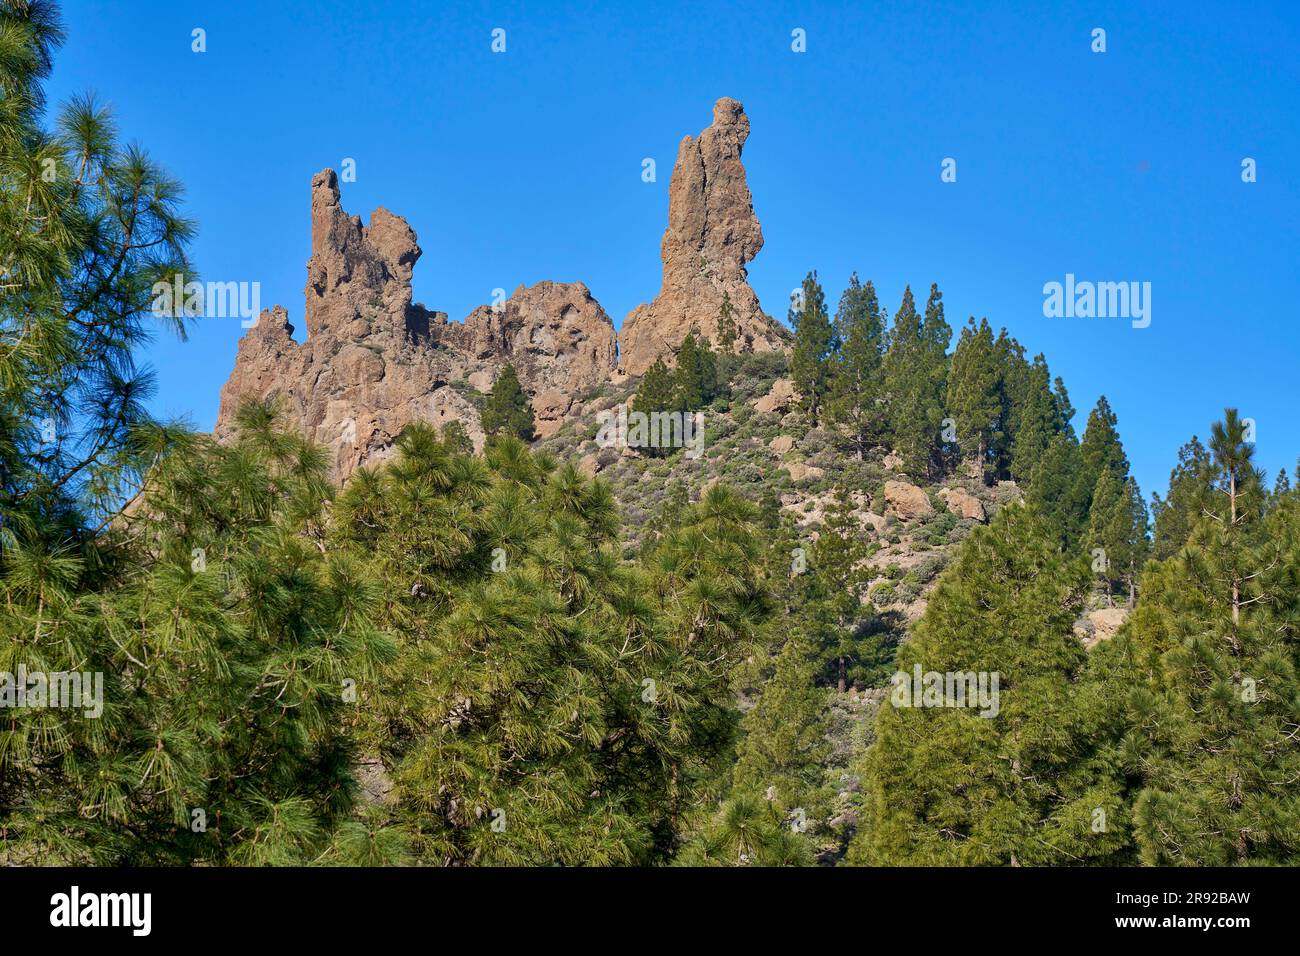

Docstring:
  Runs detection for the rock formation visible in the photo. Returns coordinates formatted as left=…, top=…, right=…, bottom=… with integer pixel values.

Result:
left=883, top=480, right=934, bottom=520
left=938, top=486, right=987, bottom=522
left=619, top=97, right=790, bottom=376
left=450, top=281, right=616, bottom=437
left=217, top=98, right=793, bottom=482
left=216, top=170, right=617, bottom=481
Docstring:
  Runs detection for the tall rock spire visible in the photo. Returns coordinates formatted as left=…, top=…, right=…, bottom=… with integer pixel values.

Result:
left=619, top=97, right=790, bottom=376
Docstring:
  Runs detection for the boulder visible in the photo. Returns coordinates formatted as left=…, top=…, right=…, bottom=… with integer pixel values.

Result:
left=768, top=435, right=795, bottom=454
left=755, top=378, right=797, bottom=415
left=883, top=480, right=933, bottom=520
left=1080, top=607, right=1129, bottom=650
left=939, top=486, right=986, bottom=522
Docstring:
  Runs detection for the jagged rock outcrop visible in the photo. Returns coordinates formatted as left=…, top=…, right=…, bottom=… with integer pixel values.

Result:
left=451, top=281, right=617, bottom=437
left=216, top=170, right=617, bottom=481
left=619, top=97, right=790, bottom=376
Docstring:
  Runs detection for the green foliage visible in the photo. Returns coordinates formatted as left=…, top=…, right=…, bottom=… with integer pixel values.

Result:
left=715, top=290, right=737, bottom=354
left=946, top=317, right=1001, bottom=482
left=828, top=273, right=886, bottom=457
left=1107, top=412, right=1300, bottom=863
left=733, top=633, right=830, bottom=810
left=850, top=504, right=1131, bottom=866
left=1086, top=468, right=1149, bottom=600
left=789, top=270, right=835, bottom=425
left=672, top=331, right=717, bottom=412
left=883, top=284, right=950, bottom=478
left=1, top=0, right=197, bottom=550
left=480, top=364, right=535, bottom=442
left=1009, top=354, right=1058, bottom=483
left=332, top=436, right=770, bottom=864
left=2, top=404, right=391, bottom=865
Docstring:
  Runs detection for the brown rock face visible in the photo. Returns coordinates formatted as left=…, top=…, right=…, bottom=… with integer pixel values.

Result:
left=450, top=282, right=617, bottom=437
left=939, top=487, right=987, bottom=522
left=619, top=98, right=790, bottom=376
left=216, top=171, right=617, bottom=481
left=883, top=480, right=934, bottom=520
left=1078, top=607, right=1129, bottom=651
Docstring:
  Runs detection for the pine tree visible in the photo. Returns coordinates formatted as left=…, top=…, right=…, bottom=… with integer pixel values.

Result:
left=945, top=318, right=1001, bottom=483
left=1009, top=354, right=1058, bottom=484
left=333, top=439, right=771, bottom=864
left=1112, top=412, right=1300, bottom=864
left=480, top=364, right=535, bottom=441
left=633, top=356, right=675, bottom=415
left=828, top=273, right=886, bottom=458
left=2, top=403, right=393, bottom=865
left=1, top=0, right=196, bottom=549
left=1086, top=469, right=1150, bottom=604
left=1032, top=396, right=1132, bottom=551
left=1077, top=396, right=1129, bottom=488
left=733, top=632, right=830, bottom=811
left=675, top=792, right=813, bottom=866
left=789, top=271, right=835, bottom=425
left=883, top=284, right=950, bottom=478
left=807, top=485, right=871, bottom=691
left=632, top=356, right=676, bottom=458
left=1150, top=436, right=1216, bottom=559
left=715, top=290, right=738, bottom=354
left=849, top=504, right=1130, bottom=866
left=672, top=330, right=717, bottom=412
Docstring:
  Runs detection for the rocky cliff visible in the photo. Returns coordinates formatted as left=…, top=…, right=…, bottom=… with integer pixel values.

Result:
left=215, top=171, right=618, bottom=480
left=216, top=98, right=790, bottom=480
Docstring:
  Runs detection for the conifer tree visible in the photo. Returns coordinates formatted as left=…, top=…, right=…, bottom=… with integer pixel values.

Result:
left=675, top=792, right=813, bottom=866
left=945, top=318, right=1001, bottom=483
left=1, top=0, right=196, bottom=548
left=672, top=330, right=717, bottom=412
left=1009, top=354, right=1058, bottom=484
left=733, top=632, right=830, bottom=811
left=828, top=274, right=886, bottom=458
left=1150, top=436, right=1216, bottom=560
left=807, top=485, right=871, bottom=691
left=2, top=404, right=392, bottom=865
left=1086, top=469, right=1150, bottom=604
left=333, top=438, right=770, bottom=864
left=1111, top=412, right=1300, bottom=863
left=1273, top=469, right=1291, bottom=496
left=850, top=504, right=1130, bottom=866
left=1032, top=396, right=1133, bottom=551
left=715, top=290, right=737, bottom=354
left=633, top=356, right=675, bottom=415
left=480, top=364, right=535, bottom=441
left=632, top=356, right=676, bottom=458
left=883, top=284, right=950, bottom=477
left=789, top=271, right=835, bottom=425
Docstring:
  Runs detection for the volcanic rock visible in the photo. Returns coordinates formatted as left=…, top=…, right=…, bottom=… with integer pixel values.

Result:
left=619, top=98, right=790, bottom=375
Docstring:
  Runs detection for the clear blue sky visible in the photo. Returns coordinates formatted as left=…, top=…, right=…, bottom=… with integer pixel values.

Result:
left=48, top=0, right=1300, bottom=500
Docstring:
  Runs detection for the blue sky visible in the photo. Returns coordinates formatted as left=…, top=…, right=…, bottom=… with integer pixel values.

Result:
left=49, top=0, right=1300, bottom=499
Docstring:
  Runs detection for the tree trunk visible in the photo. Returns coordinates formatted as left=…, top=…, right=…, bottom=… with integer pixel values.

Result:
left=837, top=655, right=847, bottom=693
